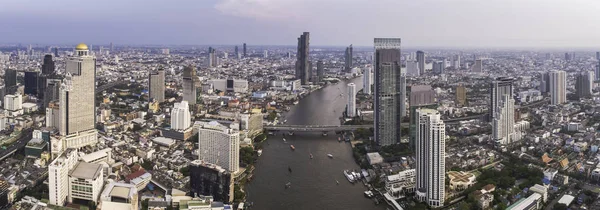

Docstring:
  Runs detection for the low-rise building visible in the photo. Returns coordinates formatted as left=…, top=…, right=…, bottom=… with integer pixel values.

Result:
left=68, top=162, right=104, bottom=204
left=447, top=171, right=476, bottom=191
left=385, top=169, right=415, bottom=198
left=98, top=182, right=138, bottom=210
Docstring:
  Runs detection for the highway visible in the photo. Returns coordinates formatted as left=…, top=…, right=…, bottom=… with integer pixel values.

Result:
left=0, top=129, right=33, bottom=161
left=96, top=80, right=130, bottom=94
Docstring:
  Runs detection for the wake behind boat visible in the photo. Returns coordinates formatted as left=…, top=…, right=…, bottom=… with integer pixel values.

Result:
left=327, top=154, right=333, bottom=158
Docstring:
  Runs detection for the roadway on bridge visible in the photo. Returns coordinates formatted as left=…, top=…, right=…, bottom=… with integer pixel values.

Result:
left=0, top=129, right=33, bottom=161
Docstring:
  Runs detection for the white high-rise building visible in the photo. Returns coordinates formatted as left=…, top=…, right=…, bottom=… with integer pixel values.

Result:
left=493, top=95, right=515, bottom=145
left=363, top=67, right=372, bottom=95
left=4, top=94, right=22, bottom=111
left=197, top=121, right=240, bottom=173
left=454, top=55, right=461, bottom=69
left=49, top=149, right=79, bottom=206
left=347, top=83, right=356, bottom=117
left=415, top=109, right=445, bottom=208
left=550, top=70, right=567, bottom=105
left=68, top=162, right=104, bottom=204
left=171, top=101, right=191, bottom=131
left=406, top=60, right=420, bottom=77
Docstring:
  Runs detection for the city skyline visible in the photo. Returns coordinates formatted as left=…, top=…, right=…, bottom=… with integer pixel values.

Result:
left=2, top=0, right=600, bottom=48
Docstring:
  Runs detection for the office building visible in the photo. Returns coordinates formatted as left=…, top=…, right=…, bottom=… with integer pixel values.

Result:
left=44, top=79, right=61, bottom=108
left=432, top=61, right=444, bottom=75
left=374, top=38, right=403, bottom=146
left=345, top=44, right=353, bottom=71
left=410, top=85, right=435, bottom=107
left=363, top=67, right=372, bottom=95
left=243, top=43, right=247, bottom=57
left=415, top=109, right=445, bottom=208
left=472, top=59, right=483, bottom=72
left=110, top=42, right=113, bottom=52
left=406, top=60, right=420, bottom=77
left=565, top=52, right=571, bottom=61
left=347, top=83, right=356, bottom=117
left=98, top=182, right=138, bottom=210
left=596, top=64, right=600, bottom=80
left=316, top=60, right=324, bottom=83
left=493, top=95, right=515, bottom=145
left=149, top=68, right=165, bottom=102
left=208, top=47, right=218, bottom=67
left=489, top=77, right=513, bottom=121
left=4, top=69, right=16, bottom=88
left=0, top=179, right=8, bottom=209
left=54, top=48, right=59, bottom=57
left=68, top=162, right=104, bottom=204
left=295, top=32, right=310, bottom=85
left=456, top=84, right=467, bottom=106
left=49, top=149, right=79, bottom=206
left=539, top=72, right=551, bottom=94
left=596, top=52, right=600, bottom=61
left=263, top=50, right=268, bottom=58
left=549, top=70, right=566, bottom=105
left=575, top=71, right=594, bottom=99
left=208, top=79, right=249, bottom=93
left=189, top=160, right=233, bottom=203
left=4, top=94, right=22, bottom=112
left=197, top=121, right=240, bottom=173
left=454, top=55, right=461, bottom=69
left=183, top=65, right=200, bottom=105
left=24, top=71, right=39, bottom=95
left=42, top=54, right=55, bottom=75
left=416, top=51, right=425, bottom=75
left=234, top=46, right=238, bottom=58
left=171, top=101, right=191, bottom=131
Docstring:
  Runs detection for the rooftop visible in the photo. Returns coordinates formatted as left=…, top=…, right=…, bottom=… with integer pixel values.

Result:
left=70, top=162, right=102, bottom=179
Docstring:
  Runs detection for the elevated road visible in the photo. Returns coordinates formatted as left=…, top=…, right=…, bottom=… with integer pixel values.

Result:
left=96, top=80, right=130, bottom=94
left=0, top=129, right=33, bottom=161
left=264, top=125, right=371, bottom=132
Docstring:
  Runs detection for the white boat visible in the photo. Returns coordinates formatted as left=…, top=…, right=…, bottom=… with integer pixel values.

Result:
left=343, top=170, right=355, bottom=183
left=364, top=191, right=374, bottom=198
left=352, top=171, right=361, bottom=180
left=293, top=101, right=299, bottom=105
left=257, top=149, right=263, bottom=157
left=327, top=154, right=333, bottom=158
left=283, top=138, right=286, bottom=142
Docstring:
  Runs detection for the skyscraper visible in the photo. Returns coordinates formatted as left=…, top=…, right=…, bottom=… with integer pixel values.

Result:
left=24, top=71, right=39, bottom=95
left=171, top=101, right=191, bottom=130
left=416, top=51, right=425, bottom=75
left=454, top=54, right=461, bottom=69
left=42, top=54, right=55, bottom=75
left=539, top=72, right=551, bottom=94
left=489, top=77, right=513, bottom=121
left=456, top=84, right=467, bottom=106
left=492, top=95, right=515, bottom=145
left=234, top=46, right=239, bottom=58
left=59, top=43, right=96, bottom=139
left=49, top=149, right=79, bottom=206
left=347, top=83, right=356, bottom=117
left=596, top=52, right=600, bottom=61
left=189, top=160, right=233, bottom=203
left=409, top=85, right=435, bottom=107
left=295, top=32, right=310, bottom=85
left=316, top=60, right=324, bottom=83
left=374, top=38, right=402, bottom=146
left=550, top=70, right=566, bottom=105
left=208, top=47, right=218, bottom=67
left=472, top=59, right=483, bottom=72
left=54, top=47, right=59, bottom=57
left=575, top=71, right=593, bottom=99
left=432, top=61, right=444, bottom=75
left=149, top=68, right=165, bottom=102
left=406, top=60, right=420, bottom=77
left=197, top=121, right=240, bottom=173
left=183, top=65, right=200, bottom=105
left=243, top=43, right=247, bottom=57
left=110, top=42, right=113, bottom=52
left=345, top=44, right=353, bottom=71
left=363, top=67, right=372, bottom=95
left=4, top=69, right=17, bottom=88
left=415, top=109, right=445, bottom=208
left=596, top=64, right=600, bottom=81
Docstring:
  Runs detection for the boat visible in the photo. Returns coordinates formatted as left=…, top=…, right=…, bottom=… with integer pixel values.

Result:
left=283, top=138, right=286, bottom=142
left=327, top=154, right=333, bottom=158
left=257, top=149, right=263, bottom=157
left=338, top=137, right=341, bottom=142
left=285, top=182, right=292, bottom=189
left=336, top=180, right=340, bottom=185
left=288, top=166, right=292, bottom=173
left=293, top=101, right=299, bottom=105
left=353, top=171, right=361, bottom=180
left=310, top=153, right=313, bottom=159
left=322, top=132, right=328, bottom=136
left=284, top=120, right=287, bottom=123
left=343, top=170, right=355, bottom=183
left=364, top=191, right=374, bottom=198
left=290, top=145, right=295, bottom=150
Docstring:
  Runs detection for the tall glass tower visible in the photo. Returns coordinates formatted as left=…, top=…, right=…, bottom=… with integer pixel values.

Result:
left=374, top=38, right=403, bottom=146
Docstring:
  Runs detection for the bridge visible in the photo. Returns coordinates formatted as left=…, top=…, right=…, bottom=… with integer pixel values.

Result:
left=264, top=124, right=371, bottom=132
left=96, top=80, right=130, bottom=94
left=0, top=129, right=33, bottom=161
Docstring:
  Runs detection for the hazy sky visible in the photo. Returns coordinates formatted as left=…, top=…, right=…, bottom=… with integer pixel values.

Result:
left=2, top=0, right=600, bottom=48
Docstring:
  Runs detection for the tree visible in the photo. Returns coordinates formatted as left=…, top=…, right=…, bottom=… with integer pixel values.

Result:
left=180, top=166, right=190, bottom=176
left=553, top=203, right=568, bottom=210
left=267, top=112, right=277, bottom=121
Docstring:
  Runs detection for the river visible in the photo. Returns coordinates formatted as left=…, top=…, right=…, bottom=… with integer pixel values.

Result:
left=246, top=76, right=387, bottom=210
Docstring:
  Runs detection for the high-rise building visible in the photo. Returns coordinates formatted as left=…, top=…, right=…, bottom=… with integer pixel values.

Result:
left=416, top=51, right=425, bottom=75
left=363, top=67, right=372, bottom=95
left=454, top=55, right=461, bottom=69
left=44, top=79, right=61, bottom=108
left=295, top=32, right=310, bottom=85
left=550, top=70, right=566, bottom=105
left=345, top=44, right=353, bottom=71
left=4, top=69, right=17, bottom=88
left=171, top=101, right=191, bottom=131
left=316, top=60, right=324, bottom=83
left=4, top=94, right=22, bottom=112
left=0, top=179, right=8, bottom=209
left=234, top=46, right=239, bottom=58
left=456, top=84, right=467, bottom=106
left=374, top=38, right=402, bottom=146
left=189, top=160, right=233, bottom=203
left=406, top=60, right=420, bottom=77
left=24, top=71, right=39, bottom=95
left=347, top=83, right=356, bottom=117
left=595, top=64, right=600, bottom=81
left=564, top=52, right=571, bottom=61
left=183, top=65, right=200, bottom=105
left=110, top=42, right=113, bottom=52
left=492, top=95, right=515, bottom=145
left=415, top=109, right=445, bottom=208
left=472, top=59, right=483, bottom=72
left=68, top=162, right=104, bottom=204
left=489, top=77, right=513, bottom=121
left=409, top=85, right=435, bottom=107
left=243, top=43, right=247, bottom=57
left=49, top=149, right=79, bottom=206
left=148, top=68, right=165, bottom=102
left=539, top=72, right=551, bottom=94
left=575, top=71, right=594, bottom=99
left=54, top=47, right=59, bottom=57
left=432, top=61, right=444, bottom=75
left=263, top=50, right=268, bottom=58
left=42, top=54, right=55, bottom=75
left=197, top=121, right=240, bottom=173
left=596, top=52, right=599, bottom=61
left=59, top=43, right=96, bottom=136
left=208, top=47, right=218, bottom=67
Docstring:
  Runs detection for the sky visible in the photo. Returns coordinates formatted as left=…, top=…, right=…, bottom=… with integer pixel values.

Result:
left=1, top=0, right=600, bottom=48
